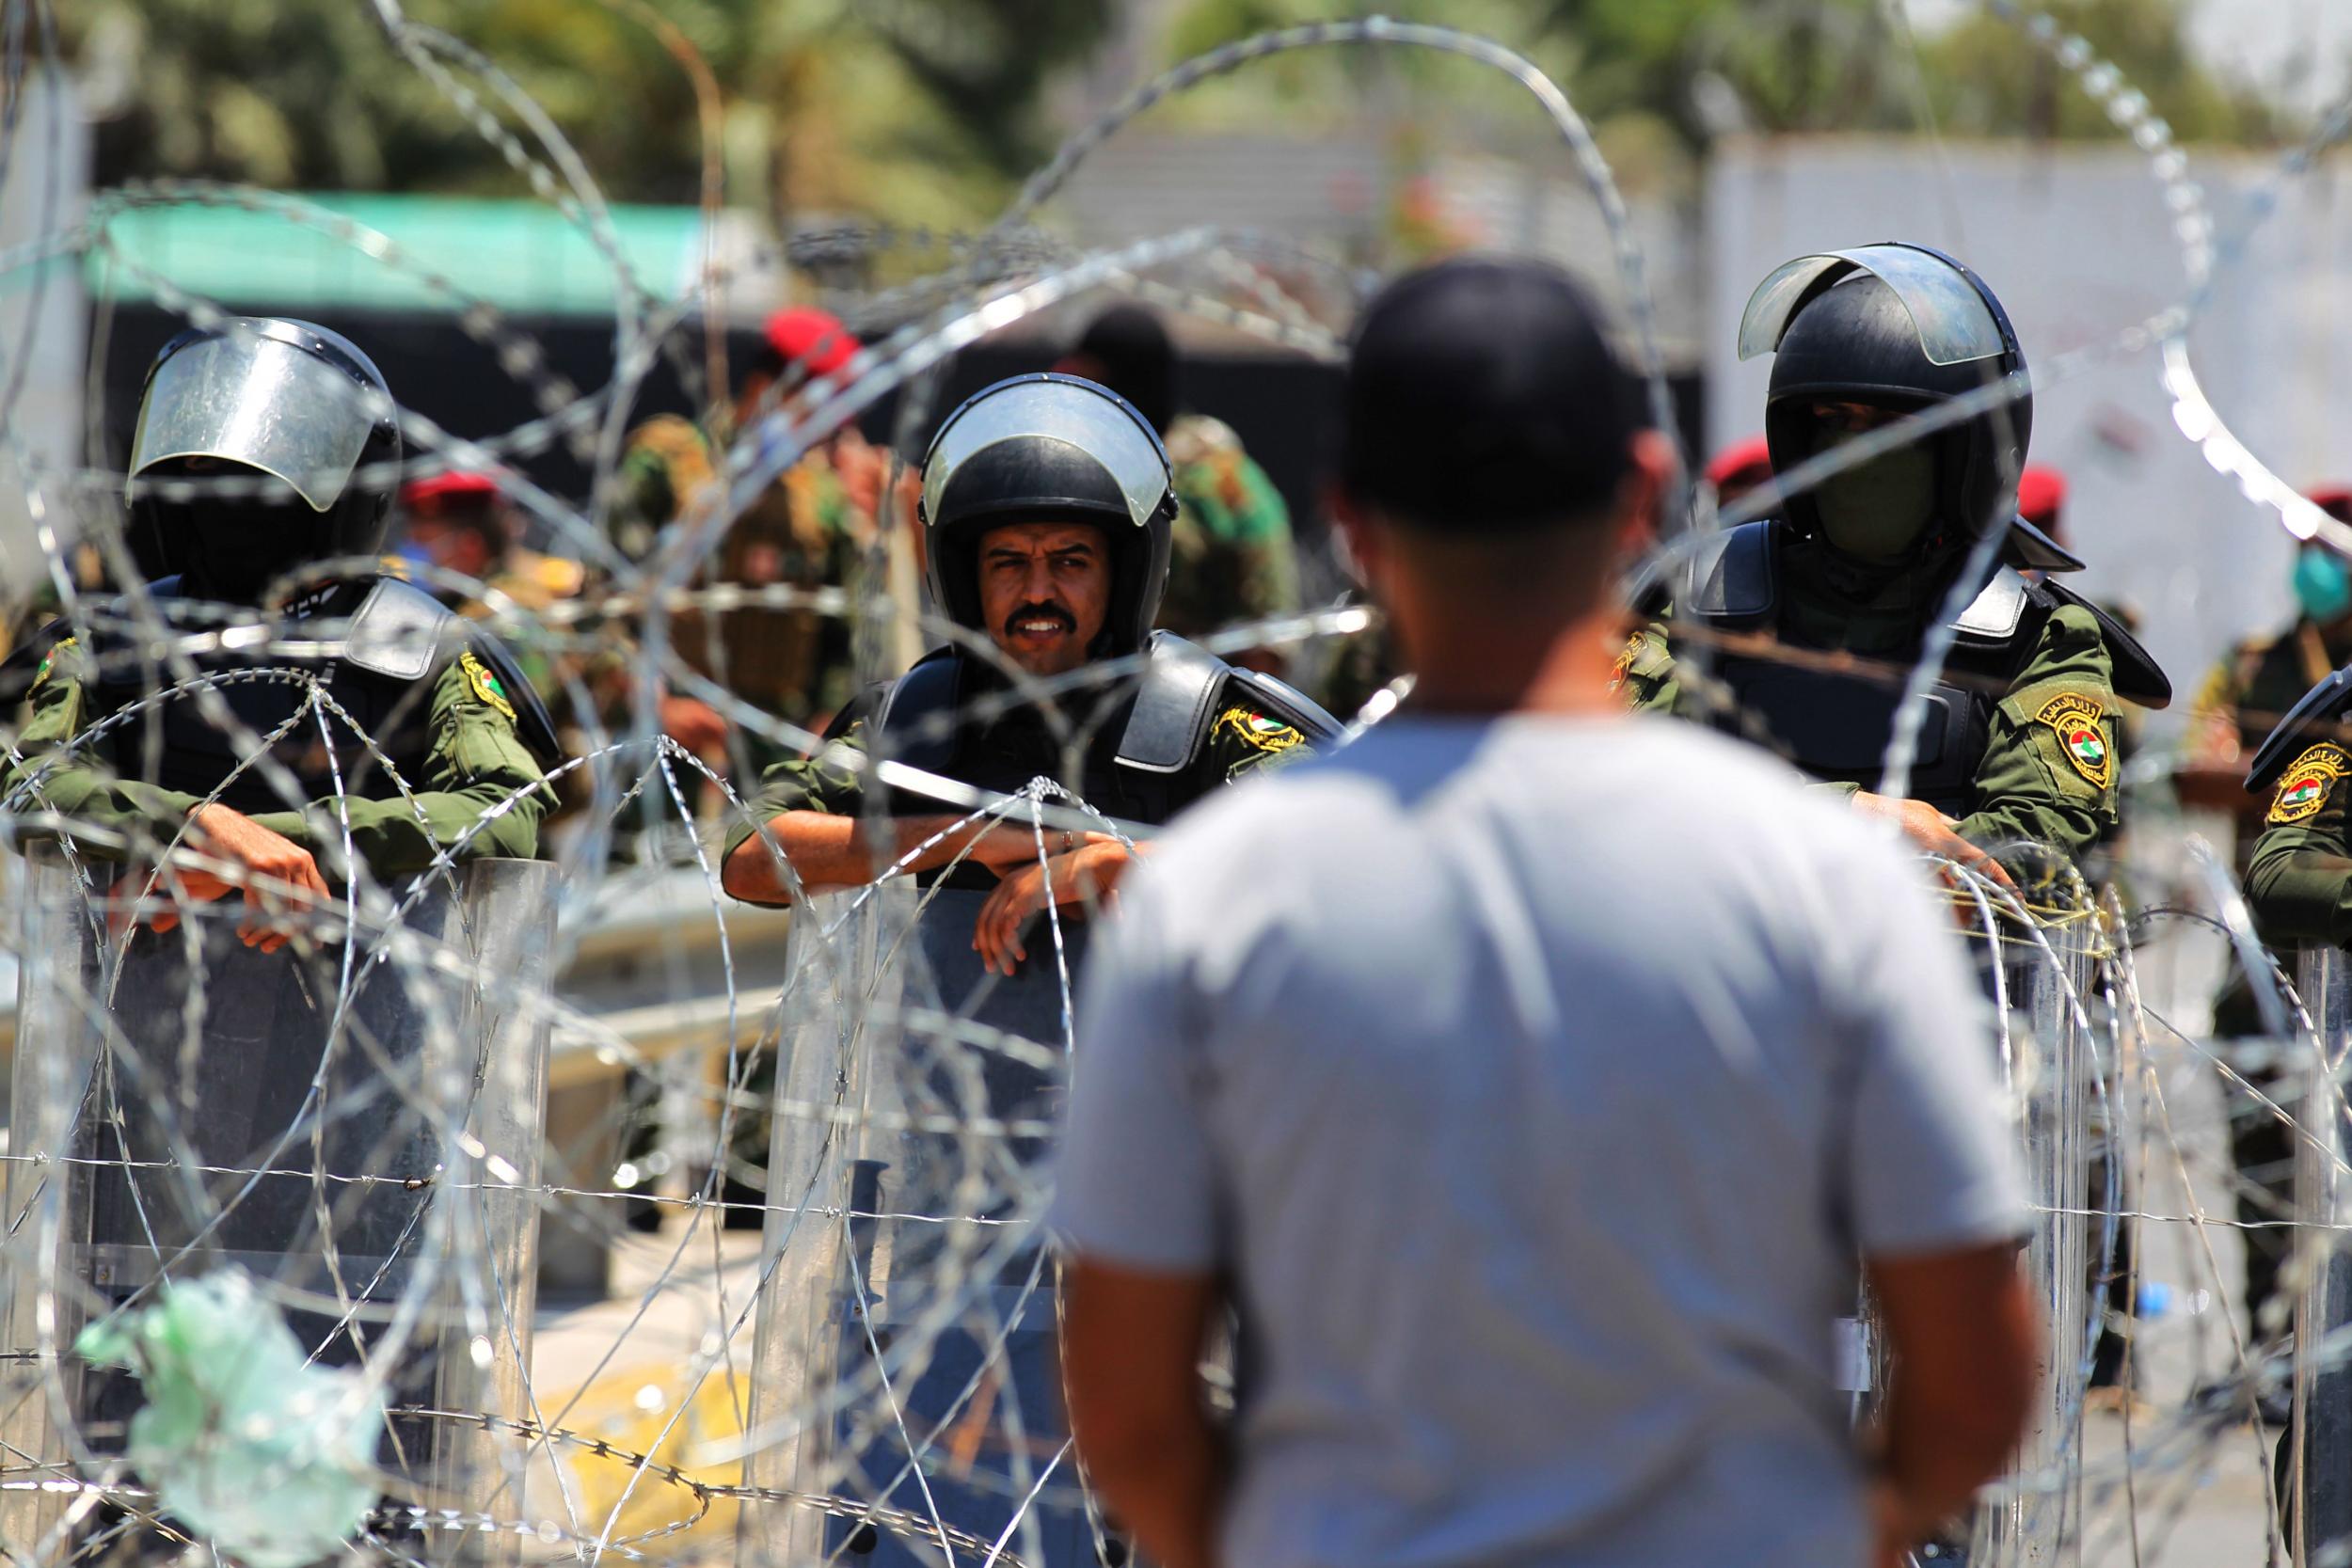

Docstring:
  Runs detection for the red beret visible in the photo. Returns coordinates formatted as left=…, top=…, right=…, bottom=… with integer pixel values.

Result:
left=2016, top=466, right=2067, bottom=529
left=762, top=307, right=860, bottom=378
left=400, top=470, right=501, bottom=515
left=1703, top=435, right=1773, bottom=494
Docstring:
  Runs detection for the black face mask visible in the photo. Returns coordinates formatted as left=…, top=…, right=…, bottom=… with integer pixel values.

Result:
left=178, top=502, right=318, bottom=604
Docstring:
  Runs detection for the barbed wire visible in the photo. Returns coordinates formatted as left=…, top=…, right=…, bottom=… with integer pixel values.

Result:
left=5, top=3, right=2352, bottom=1566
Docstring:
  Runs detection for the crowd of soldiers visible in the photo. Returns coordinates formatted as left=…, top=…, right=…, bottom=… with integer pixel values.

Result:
left=8, top=241, right=2352, bottom=1552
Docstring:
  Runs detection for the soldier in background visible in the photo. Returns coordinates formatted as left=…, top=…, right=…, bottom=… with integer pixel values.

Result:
left=2183, top=486, right=2352, bottom=1348
left=1056, top=304, right=1301, bottom=673
left=610, top=307, right=893, bottom=771
left=395, top=469, right=583, bottom=618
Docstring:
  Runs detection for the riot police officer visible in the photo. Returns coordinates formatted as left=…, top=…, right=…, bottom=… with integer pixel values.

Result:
left=720, top=372, right=1334, bottom=965
left=718, top=372, right=1334, bottom=1568
left=3, top=316, right=560, bottom=935
left=2244, top=642, right=2352, bottom=943
left=1619, top=243, right=2169, bottom=878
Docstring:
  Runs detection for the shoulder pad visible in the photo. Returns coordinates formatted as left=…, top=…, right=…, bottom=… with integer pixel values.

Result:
left=1679, top=520, right=1778, bottom=629
left=1952, top=566, right=2032, bottom=642
left=1116, top=632, right=1230, bottom=775
left=871, top=647, right=963, bottom=776
left=2038, top=578, right=2172, bottom=709
left=2248, top=665, right=2352, bottom=792
left=2002, top=515, right=2086, bottom=574
left=463, top=628, right=563, bottom=764
left=1226, top=668, right=1342, bottom=745
left=344, top=577, right=460, bottom=682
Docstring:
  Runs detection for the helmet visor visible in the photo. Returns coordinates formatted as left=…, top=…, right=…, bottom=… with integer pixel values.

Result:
left=128, top=331, right=381, bottom=513
left=923, top=378, right=1168, bottom=531
left=1738, top=245, right=2008, bottom=368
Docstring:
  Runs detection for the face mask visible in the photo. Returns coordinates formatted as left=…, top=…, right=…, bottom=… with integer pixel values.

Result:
left=184, top=506, right=317, bottom=604
left=1809, top=437, right=1937, bottom=563
left=2296, top=547, right=2352, bottom=624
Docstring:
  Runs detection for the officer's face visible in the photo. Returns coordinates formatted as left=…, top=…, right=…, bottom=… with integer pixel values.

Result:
left=977, top=521, right=1111, bottom=677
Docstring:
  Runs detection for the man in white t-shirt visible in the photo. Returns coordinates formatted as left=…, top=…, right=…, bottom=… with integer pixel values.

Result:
left=1052, top=257, right=2038, bottom=1568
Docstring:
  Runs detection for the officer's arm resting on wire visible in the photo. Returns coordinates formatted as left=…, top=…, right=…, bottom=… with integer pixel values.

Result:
left=1864, top=1242, right=2038, bottom=1560
left=1060, top=1258, right=1227, bottom=1568
left=1952, top=605, right=2120, bottom=874
left=242, top=658, right=556, bottom=875
left=716, top=726, right=1104, bottom=905
left=2246, top=742, right=2352, bottom=947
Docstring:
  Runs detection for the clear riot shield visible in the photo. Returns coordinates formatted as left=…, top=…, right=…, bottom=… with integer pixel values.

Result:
left=0, top=849, right=557, bottom=1561
left=1972, top=908, right=2097, bottom=1568
left=2291, top=947, right=2352, bottom=1568
left=741, top=880, right=1094, bottom=1568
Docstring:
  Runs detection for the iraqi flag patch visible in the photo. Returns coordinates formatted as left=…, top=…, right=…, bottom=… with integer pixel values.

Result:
left=2035, top=691, right=2114, bottom=789
left=2270, top=742, right=2349, bottom=826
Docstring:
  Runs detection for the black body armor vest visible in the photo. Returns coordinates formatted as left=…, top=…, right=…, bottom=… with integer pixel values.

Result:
left=61, top=578, right=553, bottom=816
left=867, top=630, right=1338, bottom=829
left=1678, top=521, right=2167, bottom=816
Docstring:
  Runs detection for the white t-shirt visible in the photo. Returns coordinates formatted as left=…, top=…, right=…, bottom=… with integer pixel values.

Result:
left=1053, top=713, right=2026, bottom=1568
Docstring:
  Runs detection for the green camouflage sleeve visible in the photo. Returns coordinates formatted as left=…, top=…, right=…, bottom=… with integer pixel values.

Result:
left=1954, top=602, right=2121, bottom=872
left=1200, top=701, right=1311, bottom=784
left=2246, top=739, right=2352, bottom=946
left=721, top=721, right=872, bottom=863
left=1218, top=453, right=1301, bottom=623
left=608, top=416, right=713, bottom=562
left=2, top=636, right=211, bottom=859
left=1613, top=624, right=1681, bottom=714
left=249, top=656, right=555, bottom=874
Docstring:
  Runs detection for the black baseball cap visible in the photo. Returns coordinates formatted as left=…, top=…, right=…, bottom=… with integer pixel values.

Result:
left=1339, top=255, right=1643, bottom=531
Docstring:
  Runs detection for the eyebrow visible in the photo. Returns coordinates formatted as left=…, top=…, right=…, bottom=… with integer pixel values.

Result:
left=985, top=539, right=1099, bottom=560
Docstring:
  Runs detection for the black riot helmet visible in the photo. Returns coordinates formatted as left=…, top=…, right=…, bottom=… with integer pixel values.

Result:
left=1740, top=243, right=2030, bottom=563
left=918, top=373, right=1177, bottom=657
left=127, top=317, right=402, bottom=600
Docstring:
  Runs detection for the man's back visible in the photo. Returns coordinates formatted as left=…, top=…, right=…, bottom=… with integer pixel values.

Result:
left=1057, top=713, right=2021, bottom=1568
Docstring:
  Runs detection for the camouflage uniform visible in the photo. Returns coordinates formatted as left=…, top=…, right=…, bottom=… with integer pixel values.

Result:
left=1617, top=531, right=2127, bottom=874
left=1154, top=415, right=1300, bottom=645
left=2186, top=621, right=2351, bottom=1022
left=2236, top=648, right=2352, bottom=1329
left=4, top=612, right=552, bottom=876
left=611, top=414, right=871, bottom=736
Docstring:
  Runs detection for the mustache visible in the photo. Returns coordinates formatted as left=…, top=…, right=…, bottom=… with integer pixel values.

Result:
left=1002, top=601, right=1076, bottom=637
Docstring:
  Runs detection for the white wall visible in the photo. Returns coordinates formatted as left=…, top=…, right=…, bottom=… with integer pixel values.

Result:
left=1706, top=136, right=2352, bottom=732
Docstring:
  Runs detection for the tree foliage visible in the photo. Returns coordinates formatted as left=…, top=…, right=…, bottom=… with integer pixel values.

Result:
left=1159, top=0, right=2276, bottom=150
left=62, top=0, right=1114, bottom=228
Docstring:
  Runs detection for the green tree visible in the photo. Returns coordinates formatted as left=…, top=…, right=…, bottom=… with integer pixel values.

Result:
left=62, top=0, right=1115, bottom=228
left=1157, top=0, right=2276, bottom=150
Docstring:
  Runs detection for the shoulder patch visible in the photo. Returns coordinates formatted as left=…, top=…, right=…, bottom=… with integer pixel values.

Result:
left=2269, top=742, right=2348, bottom=825
left=1214, top=705, right=1303, bottom=756
left=1610, top=633, right=1641, bottom=692
left=459, top=650, right=518, bottom=721
left=2035, top=691, right=2113, bottom=789
left=32, top=635, right=76, bottom=689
